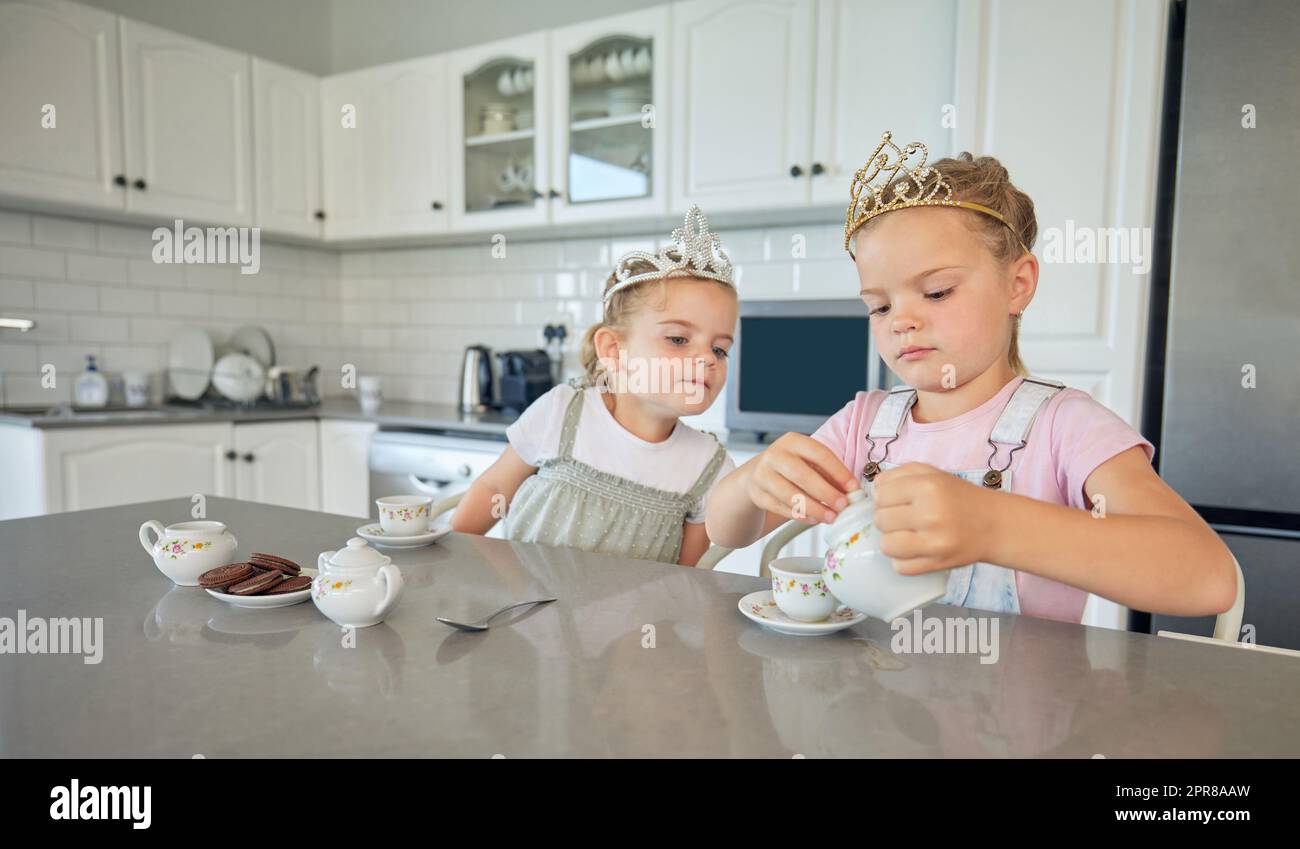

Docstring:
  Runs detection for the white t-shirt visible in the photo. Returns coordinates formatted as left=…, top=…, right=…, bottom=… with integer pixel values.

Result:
left=506, top=383, right=736, bottom=523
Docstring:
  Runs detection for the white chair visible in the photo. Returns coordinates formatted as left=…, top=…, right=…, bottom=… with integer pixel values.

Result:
left=695, top=519, right=814, bottom=578
left=701, top=524, right=1249, bottom=646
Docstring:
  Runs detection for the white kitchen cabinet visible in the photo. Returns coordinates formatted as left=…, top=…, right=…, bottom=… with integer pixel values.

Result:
left=252, top=57, right=323, bottom=238
left=318, top=419, right=376, bottom=518
left=0, top=0, right=125, bottom=210
left=320, top=55, right=451, bottom=239
left=37, top=423, right=233, bottom=514
left=119, top=18, right=254, bottom=225
left=447, top=31, right=553, bottom=231
left=810, top=0, right=959, bottom=205
left=232, top=421, right=319, bottom=510
left=670, top=0, right=816, bottom=213
left=547, top=7, right=671, bottom=223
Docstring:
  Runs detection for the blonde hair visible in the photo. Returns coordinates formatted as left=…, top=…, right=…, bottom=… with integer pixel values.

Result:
left=579, top=253, right=738, bottom=387
left=854, top=151, right=1036, bottom=377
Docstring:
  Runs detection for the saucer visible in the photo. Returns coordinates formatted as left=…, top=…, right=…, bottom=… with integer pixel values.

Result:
left=737, top=590, right=866, bottom=636
left=356, top=522, right=452, bottom=549
left=205, top=568, right=317, bottom=609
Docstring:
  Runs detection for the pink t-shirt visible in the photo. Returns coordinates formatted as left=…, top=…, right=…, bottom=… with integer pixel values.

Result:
left=810, top=376, right=1156, bottom=624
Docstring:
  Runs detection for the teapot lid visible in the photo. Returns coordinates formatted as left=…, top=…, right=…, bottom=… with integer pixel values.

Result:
left=827, top=487, right=873, bottom=540
left=325, top=537, right=390, bottom=569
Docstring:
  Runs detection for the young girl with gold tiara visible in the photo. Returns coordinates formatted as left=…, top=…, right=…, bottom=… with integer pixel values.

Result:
left=706, top=131, right=1237, bottom=623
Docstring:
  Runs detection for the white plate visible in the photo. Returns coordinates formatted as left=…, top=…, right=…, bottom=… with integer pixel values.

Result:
left=228, top=325, right=276, bottom=369
left=212, top=352, right=265, bottom=403
left=737, top=590, right=866, bottom=636
left=356, top=522, right=452, bottom=549
left=166, top=326, right=214, bottom=400
left=205, top=568, right=317, bottom=608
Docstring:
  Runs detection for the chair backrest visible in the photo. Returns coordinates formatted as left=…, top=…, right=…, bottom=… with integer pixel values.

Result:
left=431, top=490, right=465, bottom=524
left=1210, top=553, right=1246, bottom=642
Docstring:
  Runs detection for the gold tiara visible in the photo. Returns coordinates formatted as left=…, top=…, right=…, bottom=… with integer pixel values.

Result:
left=605, top=206, right=735, bottom=305
left=844, top=131, right=1024, bottom=258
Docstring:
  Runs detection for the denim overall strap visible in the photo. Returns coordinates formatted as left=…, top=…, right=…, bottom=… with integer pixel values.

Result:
left=860, top=376, right=1066, bottom=614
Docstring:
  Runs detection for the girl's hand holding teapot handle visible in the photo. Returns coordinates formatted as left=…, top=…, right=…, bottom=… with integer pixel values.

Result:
left=872, top=462, right=999, bottom=574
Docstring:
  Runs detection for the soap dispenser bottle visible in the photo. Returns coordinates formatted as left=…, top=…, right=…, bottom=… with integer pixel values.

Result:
left=74, top=354, right=109, bottom=407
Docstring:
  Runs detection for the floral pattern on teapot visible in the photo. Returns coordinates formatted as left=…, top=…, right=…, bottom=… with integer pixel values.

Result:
left=825, top=524, right=872, bottom=579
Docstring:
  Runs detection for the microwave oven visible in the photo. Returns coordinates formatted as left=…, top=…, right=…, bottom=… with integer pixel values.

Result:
left=725, top=299, right=891, bottom=438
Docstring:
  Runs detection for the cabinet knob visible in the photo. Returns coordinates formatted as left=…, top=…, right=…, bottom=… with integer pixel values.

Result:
left=242, top=453, right=255, bottom=463
left=224, top=449, right=237, bottom=461
left=811, top=162, right=825, bottom=175
left=431, top=201, right=443, bottom=210
left=548, top=189, right=561, bottom=200
left=530, top=189, right=543, bottom=200
left=314, top=210, right=326, bottom=220
left=133, top=178, right=147, bottom=190
left=789, top=165, right=803, bottom=178
left=113, top=174, right=127, bottom=187
left=458, top=464, right=472, bottom=478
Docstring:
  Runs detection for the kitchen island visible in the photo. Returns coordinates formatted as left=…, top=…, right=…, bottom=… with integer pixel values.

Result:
left=1, top=496, right=1297, bottom=757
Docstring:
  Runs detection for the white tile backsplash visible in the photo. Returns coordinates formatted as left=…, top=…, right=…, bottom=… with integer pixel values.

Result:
left=0, top=206, right=853, bottom=411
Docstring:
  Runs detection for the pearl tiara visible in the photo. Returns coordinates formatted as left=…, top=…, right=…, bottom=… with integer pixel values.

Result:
left=604, top=206, right=735, bottom=306
left=844, top=131, right=1026, bottom=258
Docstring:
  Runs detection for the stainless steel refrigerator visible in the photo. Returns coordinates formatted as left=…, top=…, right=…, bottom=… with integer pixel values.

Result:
left=1136, top=0, right=1300, bottom=647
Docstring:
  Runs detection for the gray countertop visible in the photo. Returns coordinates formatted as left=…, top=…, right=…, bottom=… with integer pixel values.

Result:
left=0, top=398, right=518, bottom=437
left=2, top=496, right=1297, bottom=757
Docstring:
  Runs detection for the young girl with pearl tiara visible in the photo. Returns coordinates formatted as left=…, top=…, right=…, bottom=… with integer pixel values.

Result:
left=451, top=206, right=738, bottom=566
left=706, top=131, right=1238, bottom=623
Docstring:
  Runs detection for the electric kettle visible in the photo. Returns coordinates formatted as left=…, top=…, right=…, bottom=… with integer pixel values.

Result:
left=459, top=345, right=496, bottom=412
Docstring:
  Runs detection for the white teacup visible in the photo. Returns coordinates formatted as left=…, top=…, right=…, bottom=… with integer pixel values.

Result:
left=376, top=495, right=432, bottom=536
left=769, top=556, right=840, bottom=622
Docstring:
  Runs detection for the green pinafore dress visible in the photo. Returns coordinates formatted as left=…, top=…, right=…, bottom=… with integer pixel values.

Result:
left=503, top=380, right=729, bottom=564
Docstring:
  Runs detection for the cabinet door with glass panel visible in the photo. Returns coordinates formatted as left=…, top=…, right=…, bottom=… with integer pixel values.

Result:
left=448, top=32, right=551, bottom=231
left=548, top=8, right=670, bottom=224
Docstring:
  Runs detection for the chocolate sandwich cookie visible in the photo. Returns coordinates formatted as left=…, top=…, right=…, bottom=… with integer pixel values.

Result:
left=228, top=569, right=286, bottom=596
left=266, top=575, right=312, bottom=594
left=198, top=562, right=255, bottom=590
left=250, top=552, right=301, bottom=575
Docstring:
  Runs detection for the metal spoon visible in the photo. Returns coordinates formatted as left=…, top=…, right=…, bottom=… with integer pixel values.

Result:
left=436, top=598, right=557, bottom=632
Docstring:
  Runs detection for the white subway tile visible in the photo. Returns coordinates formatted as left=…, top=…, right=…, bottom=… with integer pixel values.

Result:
left=339, top=251, right=373, bottom=275
left=100, top=345, right=163, bottom=373
left=713, top=228, right=769, bottom=263
left=130, top=317, right=175, bottom=346
left=360, top=327, right=392, bottom=348
left=733, top=263, right=797, bottom=298
left=561, top=238, right=610, bottom=268
left=158, top=291, right=210, bottom=315
left=0, top=374, right=68, bottom=405
left=184, top=264, right=235, bottom=291
left=0, top=245, right=63, bottom=279
left=66, top=252, right=129, bottom=283
left=210, top=294, right=258, bottom=319
left=792, top=259, right=861, bottom=298
left=33, top=216, right=97, bottom=251
left=0, top=210, right=31, bottom=245
left=279, top=273, right=321, bottom=297
left=128, top=257, right=185, bottom=287
left=95, top=223, right=159, bottom=257
left=95, top=286, right=156, bottom=315
left=10, top=312, right=68, bottom=342
left=37, top=343, right=101, bottom=372
left=234, top=269, right=279, bottom=295
left=0, top=278, right=34, bottom=308
left=0, top=343, right=38, bottom=372
left=69, top=314, right=129, bottom=343
left=301, top=248, right=339, bottom=275
left=442, top=244, right=487, bottom=272
left=35, top=281, right=97, bottom=311
left=256, top=295, right=298, bottom=321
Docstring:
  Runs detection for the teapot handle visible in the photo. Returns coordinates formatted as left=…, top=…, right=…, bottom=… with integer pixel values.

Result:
left=139, top=520, right=165, bottom=556
left=374, top=564, right=404, bottom=618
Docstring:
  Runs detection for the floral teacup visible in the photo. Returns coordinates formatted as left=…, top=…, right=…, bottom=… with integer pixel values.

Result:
left=769, top=556, right=840, bottom=622
left=375, top=495, right=432, bottom=536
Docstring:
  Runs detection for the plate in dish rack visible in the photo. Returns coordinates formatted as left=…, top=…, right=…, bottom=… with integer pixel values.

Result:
left=737, top=590, right=865, bottom=636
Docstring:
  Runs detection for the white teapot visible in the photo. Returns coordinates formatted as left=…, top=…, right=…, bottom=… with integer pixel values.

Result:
left=313, top=538, right=405, bottom=628
left=821, top=489, right=947, bottom=621
left=140, top=520, right=238, bottom=586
